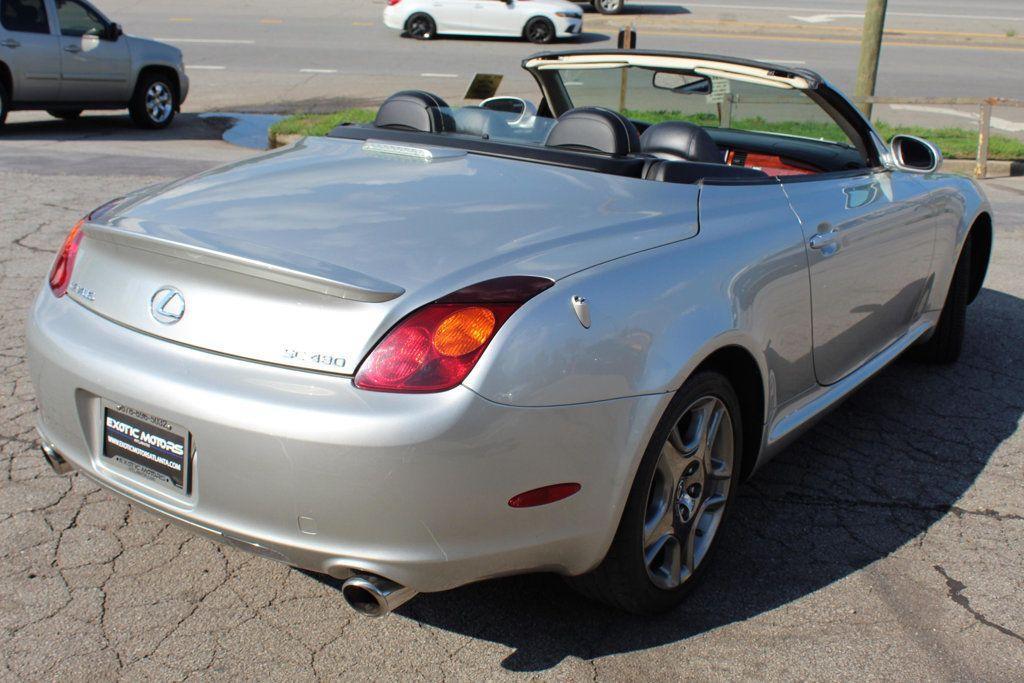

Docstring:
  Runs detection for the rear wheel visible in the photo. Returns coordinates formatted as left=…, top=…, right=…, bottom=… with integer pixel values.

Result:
left=567, top=370, right=743, bottom=614
left=912, top=239, right=971, bottom=364
left=129, top=73, right=177, bottom=129
left=593, top=0, right=624, bottom=14
left=524, top=17, right=555, bottom=43
left=405, top=13, right=436, bottom=39
left=47, top=109, right=83, bottom=120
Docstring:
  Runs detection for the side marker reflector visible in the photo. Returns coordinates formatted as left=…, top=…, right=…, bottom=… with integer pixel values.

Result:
left=508, top=483, right=581, bottom=508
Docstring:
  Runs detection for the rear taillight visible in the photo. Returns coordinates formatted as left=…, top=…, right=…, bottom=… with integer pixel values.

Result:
left=48, top=197, right=124, bottom=298
left=48, top=220, right=85, bottom=298
left=387, top=0, right=402, bottom=5
left=355, top=276, right=553, bottom=393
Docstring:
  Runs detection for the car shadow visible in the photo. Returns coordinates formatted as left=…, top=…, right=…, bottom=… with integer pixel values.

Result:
left=309, top=286, right=1021, bottom=671
left=432, top=32, right=610, bottom=44
left=582, top=3, right=691, bottom=15
left=0, top=111, right=225, bottom=142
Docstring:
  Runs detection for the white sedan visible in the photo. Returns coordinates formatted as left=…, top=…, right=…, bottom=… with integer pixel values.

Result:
left=383, top=0, right=583, bottom=43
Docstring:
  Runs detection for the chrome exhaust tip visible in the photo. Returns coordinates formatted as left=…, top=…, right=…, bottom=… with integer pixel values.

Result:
left=40, top=443, right=73, bottom=475
left=341, top=574, right=417, bottom=617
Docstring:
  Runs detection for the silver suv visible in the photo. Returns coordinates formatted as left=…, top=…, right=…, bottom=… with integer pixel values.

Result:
left=0, top=0, right=188, bottom=129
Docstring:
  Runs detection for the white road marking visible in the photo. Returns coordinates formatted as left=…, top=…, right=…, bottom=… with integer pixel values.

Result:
left=154, top=38, right=256, bottom=44
left=188, top=65, right=226, bottom=70
left=889, top=104, right=1024, bottom=134
left=791, top=13, right=863, bottom=24
left=300, top=68, right=338, bottom=74
left=675, top=3, right=1024, bottom=22
left=421, top=72, right=459, bottom=78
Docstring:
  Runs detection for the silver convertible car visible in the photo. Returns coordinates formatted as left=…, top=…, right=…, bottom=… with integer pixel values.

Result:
left=28, top=49, right=992, bottom=617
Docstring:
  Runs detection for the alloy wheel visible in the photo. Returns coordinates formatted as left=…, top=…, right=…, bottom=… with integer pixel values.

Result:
left=145, top=82, right=173, bottom=124
left=642, top=395, right=734, bottom=589
left=526, top=20, right=553, bottom=43
left=408, top=16, right=433, bottom=38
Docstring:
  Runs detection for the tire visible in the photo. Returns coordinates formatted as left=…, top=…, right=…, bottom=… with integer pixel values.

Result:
left=129, top=72, right=177, bottom=129
left=405, top=13, right=436, bottom=39
left=524, top=17, right=556, bottom=43
left=0, top=81, right=8, bottom=128
left=47, top=109, right=83, bottom=120
left=912, top=239, right=971, bottom=364
left=593, top=0, right=624, bottom=14
left=567, top=370, right=744, bottom=614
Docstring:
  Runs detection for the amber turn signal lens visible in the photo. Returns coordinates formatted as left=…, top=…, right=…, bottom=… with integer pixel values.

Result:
left=433, top=307, right=496, bottom=357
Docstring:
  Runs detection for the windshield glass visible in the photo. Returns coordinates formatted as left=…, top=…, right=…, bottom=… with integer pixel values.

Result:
left=557, top=65, right=856, bottom=149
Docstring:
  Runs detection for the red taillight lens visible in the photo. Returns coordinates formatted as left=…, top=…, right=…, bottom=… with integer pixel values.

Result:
left=355, top=276, right=553, bottom=393
left=48, top=219, right=85, bottom=298
left=508, top=483, right=581, bottom=508
left=387, top=0, right=402, bottom=5
left=48, top=198, right=124, bottom=298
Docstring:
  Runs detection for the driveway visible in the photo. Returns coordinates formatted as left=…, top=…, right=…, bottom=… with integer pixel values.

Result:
left=2, top=125, right=1022, bottom=680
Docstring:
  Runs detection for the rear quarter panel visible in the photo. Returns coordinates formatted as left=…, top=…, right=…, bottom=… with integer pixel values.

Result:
left=466, top=180, right=815, bottom=424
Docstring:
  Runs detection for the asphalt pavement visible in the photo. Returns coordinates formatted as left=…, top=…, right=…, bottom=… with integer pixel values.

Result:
left=73, top=0, right=1024, bottom=135
left=1, top=115, right=1023, bottom=679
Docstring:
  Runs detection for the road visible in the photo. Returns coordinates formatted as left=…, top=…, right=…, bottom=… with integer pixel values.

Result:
left=2, top=117, right=1024, bottom=679
left=72, top=0, right=1024, bottom=131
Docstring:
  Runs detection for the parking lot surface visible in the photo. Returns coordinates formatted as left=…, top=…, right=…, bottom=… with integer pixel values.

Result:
left=2, top=129, right=1023, bottom=680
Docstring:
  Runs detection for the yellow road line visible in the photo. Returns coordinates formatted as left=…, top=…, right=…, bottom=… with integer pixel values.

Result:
left=168, top=17, right=193, bottom=23
left=593, top=29, right=1024, bottom=53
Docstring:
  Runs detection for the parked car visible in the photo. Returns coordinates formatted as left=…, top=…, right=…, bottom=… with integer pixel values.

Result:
left=383, top=0, right=583, bottom=43
left=581, top=0, right=625, bottom=14
left=0, top=0, right=188, bottom=129
left=29, top=49, right=992, bottom=617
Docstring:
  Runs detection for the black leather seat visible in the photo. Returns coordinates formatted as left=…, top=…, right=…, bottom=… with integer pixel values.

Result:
left=374, top=91, right=455, bottom=133
left=640, top=121, right=723, bottom=164
left=544, top=107, right=641, bottom=156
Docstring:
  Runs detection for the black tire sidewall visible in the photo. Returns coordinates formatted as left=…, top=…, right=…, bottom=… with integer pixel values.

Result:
left=526, top=17, right=555, bottom=43
left=130, top=74, right=176, bottom=129
left=573, top=370, right=744, bottom=614
left=0, top=82, right=8, bottom=127
left=405, top=13, right=435, bottom=39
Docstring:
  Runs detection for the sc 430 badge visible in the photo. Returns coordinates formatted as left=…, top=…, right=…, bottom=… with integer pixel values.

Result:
left=282, top=348, right=346, bottom=369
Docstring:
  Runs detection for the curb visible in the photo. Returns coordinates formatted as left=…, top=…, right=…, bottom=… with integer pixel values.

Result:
left=942, top=159, right=1024, bottom=179
left=268, top=132, right=304, bottom=149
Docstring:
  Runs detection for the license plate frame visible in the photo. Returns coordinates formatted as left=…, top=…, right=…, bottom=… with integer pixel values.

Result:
left=101, top=402, right=191, bottom=492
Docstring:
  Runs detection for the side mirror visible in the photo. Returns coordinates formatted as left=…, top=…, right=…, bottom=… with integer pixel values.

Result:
left=104, top=22, right=123, bottom=41
left=890, top=135, right=942, bottom=174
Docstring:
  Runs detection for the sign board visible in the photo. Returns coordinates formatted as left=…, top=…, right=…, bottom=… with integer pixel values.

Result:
left=465, top=74, right=503, bottom=100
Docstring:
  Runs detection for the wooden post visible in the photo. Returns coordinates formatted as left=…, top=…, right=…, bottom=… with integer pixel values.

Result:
left=721, top=93, right=733, bottom=128
left=855, top=0, right=888, bottom=118
left=618, top=26, right=635, bottom=113
left=975, top=99, right=992, bottom=179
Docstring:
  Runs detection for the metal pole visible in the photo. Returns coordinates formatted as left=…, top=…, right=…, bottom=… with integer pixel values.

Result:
left=855, top=0, right=888, bottom=118
left=618, top=26, right=634, bottom=113
left=975, top=99, right=992, bottom=179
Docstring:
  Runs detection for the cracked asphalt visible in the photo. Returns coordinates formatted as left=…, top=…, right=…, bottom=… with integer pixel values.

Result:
left=2, top=117, right=1023, bottom=680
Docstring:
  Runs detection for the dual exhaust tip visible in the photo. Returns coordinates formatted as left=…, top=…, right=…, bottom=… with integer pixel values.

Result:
left=41, top=442, right=413, bottom=617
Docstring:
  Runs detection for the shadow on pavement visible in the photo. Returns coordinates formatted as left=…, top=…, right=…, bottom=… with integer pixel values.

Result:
left=314, top=287, right=1021, bottom=671
left=583, top=3, right=690, bottom=15
left=435, top=32, right=610, bottom=44
left=0, top=112, right=226, bottom=142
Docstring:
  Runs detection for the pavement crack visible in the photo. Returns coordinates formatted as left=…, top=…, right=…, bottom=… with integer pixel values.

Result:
left=934, top=565, right=1024, bottom=645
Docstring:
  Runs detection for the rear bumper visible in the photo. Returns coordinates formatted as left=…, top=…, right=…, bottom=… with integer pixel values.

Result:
left=382, top=6, right=406, bottom=31
left=28, top=290, right=663, bottom=592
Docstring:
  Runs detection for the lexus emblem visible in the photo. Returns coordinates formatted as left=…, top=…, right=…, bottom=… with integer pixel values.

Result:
left=150, top=287, right=185, bottom=324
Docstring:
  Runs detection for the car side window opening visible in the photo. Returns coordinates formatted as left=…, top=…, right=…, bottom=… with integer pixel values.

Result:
left=55, top=0, right=105, bottom=37
left=556, top=65, right=868, bottom=173
left=1, top=0, right=50, bottom=34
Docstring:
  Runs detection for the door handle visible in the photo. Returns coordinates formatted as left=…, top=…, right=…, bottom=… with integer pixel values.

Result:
left=808, top=223, right=841, bottom=254
left=0, top=39, right=20, bottom=48
left=64, top=44, right=82, bottom=53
